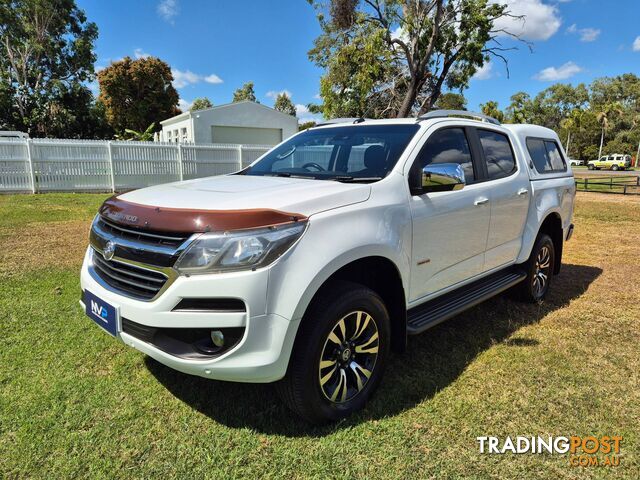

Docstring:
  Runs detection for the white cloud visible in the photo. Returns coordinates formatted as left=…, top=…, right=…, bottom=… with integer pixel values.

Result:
left=172, top=69, right=201, bottom=88
left=633, top=36, right=640, bottom=52
left=579, top=28, right=600, bottom=42
left=295, top=104, right=309, bottom=116
left=390, top=26, right=409, bottom=43
left=266, top=89, right=292, bottom=99
left=472, top=62, right=493, bottom=80
left=492, top=0, right=561, bottom=41
left=178, top=98, right=192, bottom=112
left=567, top=24, right=600, bottom=42
left=172, top=69, right=223, bottom=89
left=204, top=74, right=223, bottom=85
left=294, top=103, right=323, bottom=123
left=134, top=48, right=150, bottom=59
left=534, top=61, right=582, bottom=81
left=157, top=0, right=178, bottom=24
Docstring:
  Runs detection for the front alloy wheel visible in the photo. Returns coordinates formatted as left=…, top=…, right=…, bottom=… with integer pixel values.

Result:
left=319, top=311, right=379, bottom=403
left=277, top=281, right=390, bottom=424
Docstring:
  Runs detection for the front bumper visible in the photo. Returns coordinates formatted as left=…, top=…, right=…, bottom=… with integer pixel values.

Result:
left=80, top=247, right=299, bottom=382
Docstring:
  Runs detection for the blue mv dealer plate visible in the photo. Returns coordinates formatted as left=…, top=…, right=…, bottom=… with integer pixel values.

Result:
left=84, top=290, right=120, bottom=336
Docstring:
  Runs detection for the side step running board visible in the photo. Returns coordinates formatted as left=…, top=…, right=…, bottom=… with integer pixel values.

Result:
left=407, top=267, right=527, bottom=335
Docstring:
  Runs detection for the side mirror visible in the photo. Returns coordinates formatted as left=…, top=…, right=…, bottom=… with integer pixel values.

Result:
left=411, top=163, right=466, bottom=195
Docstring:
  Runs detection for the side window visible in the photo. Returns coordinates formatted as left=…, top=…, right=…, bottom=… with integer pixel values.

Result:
left=526, top=138, right=549, bottom=172
left=415, top=128, right=474, bottom=183
left=526, top=138, right=566, bottom=173
left=478, top=129, right=516, bottom=180
left=544, top=140, right=566, bottom=171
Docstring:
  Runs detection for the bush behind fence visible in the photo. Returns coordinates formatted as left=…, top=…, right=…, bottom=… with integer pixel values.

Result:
left=0, top=138, right=272, bottom=193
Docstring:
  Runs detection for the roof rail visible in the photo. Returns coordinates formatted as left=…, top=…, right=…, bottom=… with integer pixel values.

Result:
left=417, top=109, right=501, bottom=125
left=315, top=117, right=369, bottom=126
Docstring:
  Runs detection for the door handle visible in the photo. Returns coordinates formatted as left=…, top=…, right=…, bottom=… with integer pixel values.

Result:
left=474, top=197, right=489, bottom=206
left=517, top=188, right=529, bottom=196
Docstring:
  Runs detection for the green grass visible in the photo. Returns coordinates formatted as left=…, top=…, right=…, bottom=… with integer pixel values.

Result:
left=1, top=193, right=638, bottom=479
left=0, top=193, right=109, bottom=229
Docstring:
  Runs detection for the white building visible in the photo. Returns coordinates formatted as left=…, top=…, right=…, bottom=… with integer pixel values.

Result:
left=158, top=100, right=298, bottom=145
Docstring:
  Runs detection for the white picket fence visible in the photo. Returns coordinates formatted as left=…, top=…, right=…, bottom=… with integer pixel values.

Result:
left=0, top=138, right=272, bottom=193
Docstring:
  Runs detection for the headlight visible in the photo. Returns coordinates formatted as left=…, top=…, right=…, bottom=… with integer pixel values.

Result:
left=174, top=221, right=307, bottom=274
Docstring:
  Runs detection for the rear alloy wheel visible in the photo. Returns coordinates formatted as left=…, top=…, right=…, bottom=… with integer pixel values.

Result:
left=277, top=281, right=390, bottom=424
left=532, top=244, right=552, bottom=299
left=588, top=164, right=594, bottom=170
left=513, top=233, right=555, bottom=303
left=612, top=164, right=619, bottom=171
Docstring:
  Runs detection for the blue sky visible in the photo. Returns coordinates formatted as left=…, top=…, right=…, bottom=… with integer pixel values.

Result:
left=78, top=0, right=640, bottom=122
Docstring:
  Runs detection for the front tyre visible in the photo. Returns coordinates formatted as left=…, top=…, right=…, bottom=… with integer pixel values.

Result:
left=277, top=281, right=390, bottom=424
left=514, top=233, right=555, bottom=303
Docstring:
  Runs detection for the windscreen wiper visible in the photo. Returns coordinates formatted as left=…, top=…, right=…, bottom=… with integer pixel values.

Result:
left=330, top=176, right=383, bottom=183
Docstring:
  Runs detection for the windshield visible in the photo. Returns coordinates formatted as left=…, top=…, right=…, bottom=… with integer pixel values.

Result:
left=242, top=124, right=420, bottom=182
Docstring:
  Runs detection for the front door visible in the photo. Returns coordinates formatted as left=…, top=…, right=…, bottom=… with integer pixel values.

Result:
left=408, top=127, right=491, bottom=302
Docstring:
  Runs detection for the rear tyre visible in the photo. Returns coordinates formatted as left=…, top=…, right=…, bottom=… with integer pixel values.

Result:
left=588, top=164, right=594, bottom=170
left=277, top=281, right=390, bottom=424
left=513, top=234, right=555, bottom=303
left=612, top=164, right=619, bottom=171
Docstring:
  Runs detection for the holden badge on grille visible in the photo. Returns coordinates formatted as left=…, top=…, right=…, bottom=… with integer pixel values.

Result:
left=103, top=241, right=116, bottom=261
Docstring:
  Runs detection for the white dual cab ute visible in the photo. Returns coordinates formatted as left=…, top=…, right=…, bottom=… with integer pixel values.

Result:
left=80, top=110, right=575, bottom=423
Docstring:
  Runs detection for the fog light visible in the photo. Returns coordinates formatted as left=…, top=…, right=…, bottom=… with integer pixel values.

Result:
left=210, top=330, right=225, bottom=347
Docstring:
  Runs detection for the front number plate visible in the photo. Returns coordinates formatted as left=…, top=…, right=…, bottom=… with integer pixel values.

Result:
left=84, top=290, right=120, bottom=337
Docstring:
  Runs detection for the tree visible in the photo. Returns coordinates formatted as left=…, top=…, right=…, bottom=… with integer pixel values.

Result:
left=596, top=103, right=624, bottom=158
left=559, top=109, right=584, bottom=157
left=479, top=100, right=504, bottom=122
left=505, top=92, right=532, bottom=123
left=274, top=93, right=297, bottom=116
left=0, top=0, right=98, bottom=136
left=308, top=0, right=519, bottom=118
left=190, top=97, right=213, bottom=111
left=528, top=83, right=589, bottom=130
left=232, top=82, right=258, bottom=103
left=299, top=120, right=317, bottom=131
left=434, top=92, right=467, bottom=110
left=116, top=122, right=157, bottom=141
left=98, top=56, right=179, bottom=134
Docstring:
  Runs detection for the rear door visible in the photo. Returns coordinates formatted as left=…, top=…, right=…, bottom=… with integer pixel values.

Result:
left=474, top=128, right=530, bottom=271
left=408, top=126, right=491, bottom=301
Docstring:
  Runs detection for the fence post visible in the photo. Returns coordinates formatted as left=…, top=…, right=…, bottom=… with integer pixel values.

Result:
left=237, top=144, right=243, bottom=170
left=107, top=141, right=115, bottom=193
left=177, top=143, right=184, bottom=181
left=584, top=178, right=588, bottom=191
left=25, top=138, right=36, bottom=194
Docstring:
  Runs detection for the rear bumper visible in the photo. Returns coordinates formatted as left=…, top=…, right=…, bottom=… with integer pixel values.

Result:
left=79, top=247, right=299, bottom=382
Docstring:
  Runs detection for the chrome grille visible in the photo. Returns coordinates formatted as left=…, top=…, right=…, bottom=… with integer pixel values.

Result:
left=89, top=215, right=195, bottom=300
left=92, top=251, right=168, bottom=300
left=97, top=217, right=189, bottom=248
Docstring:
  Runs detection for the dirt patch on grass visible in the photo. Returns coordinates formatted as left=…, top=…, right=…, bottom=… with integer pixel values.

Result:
left=0, top=220, right=91, bottom=278
left=576, top=191, right=640, bottom=205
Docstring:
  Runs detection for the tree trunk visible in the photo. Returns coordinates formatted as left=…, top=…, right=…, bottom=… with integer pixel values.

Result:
left=636, top=140, right=640, bottom=168
left=598, top=127, right=605, bottom=158
left=566, top=132, right=571, bottom=156
left=397, top=78, right=419, bottom=118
